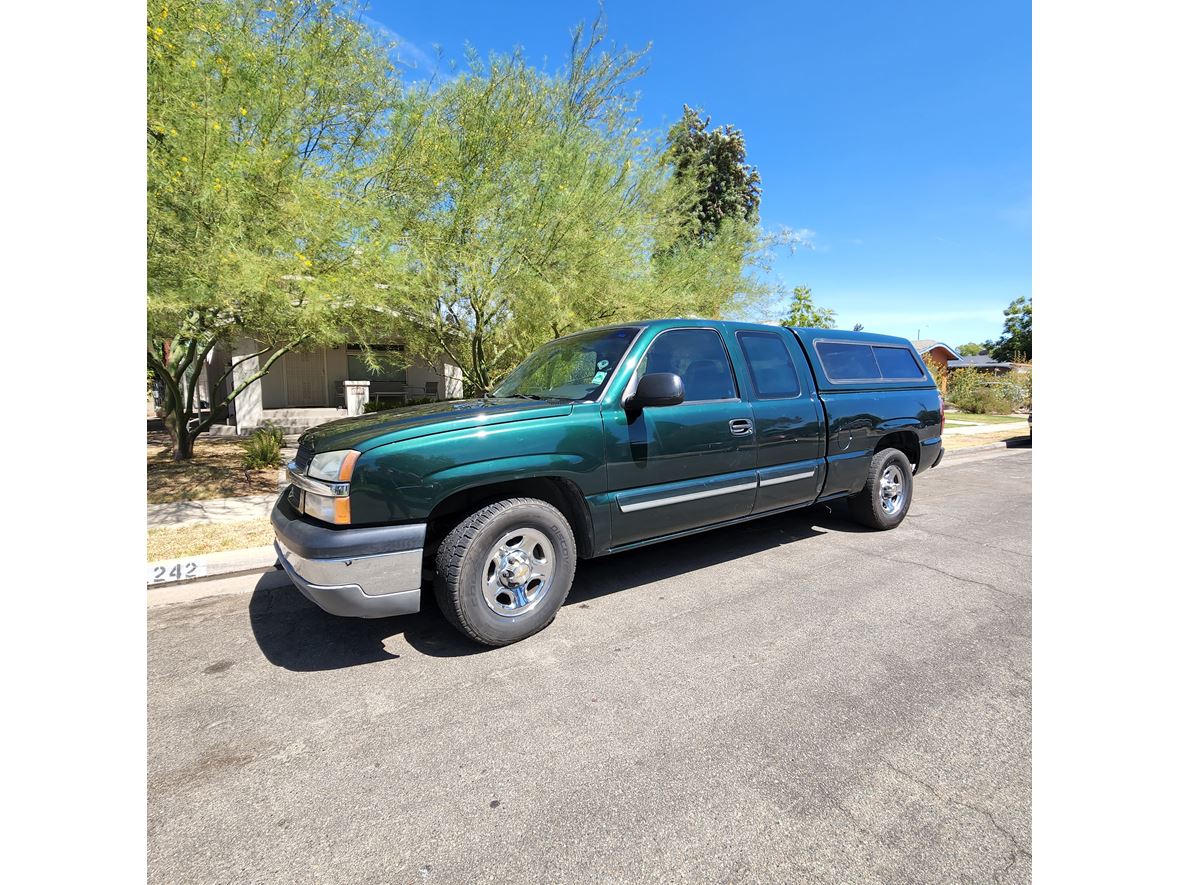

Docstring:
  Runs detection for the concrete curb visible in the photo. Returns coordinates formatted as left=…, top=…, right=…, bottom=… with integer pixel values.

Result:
left=147, top=544, right=277, bottom=588
left=148, top=568, right=293, bottom=608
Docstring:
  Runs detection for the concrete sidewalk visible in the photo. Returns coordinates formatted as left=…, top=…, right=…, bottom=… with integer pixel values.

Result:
left=148, top=493, right=279, bottom=528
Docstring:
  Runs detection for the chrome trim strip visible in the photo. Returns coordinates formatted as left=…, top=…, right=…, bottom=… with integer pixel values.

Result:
left=287, top=468, right=349, bottom=498
left=618, top=481, right=758, bottom=513
left=758, top=469, right=816, bottom=487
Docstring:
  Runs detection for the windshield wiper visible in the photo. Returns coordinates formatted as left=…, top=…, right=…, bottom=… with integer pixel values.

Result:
left=505, top=393, right=548, bottom=400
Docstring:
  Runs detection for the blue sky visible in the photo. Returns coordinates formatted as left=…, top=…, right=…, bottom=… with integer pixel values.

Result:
left=363, top=0, right=1030, bottom=348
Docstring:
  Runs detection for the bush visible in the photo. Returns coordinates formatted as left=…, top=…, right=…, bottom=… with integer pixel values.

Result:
left=948, top=367, right=1029, bottom=414
left=242, top=423, right=284, bottom=469
left=362, top=397, right=437, bottom=413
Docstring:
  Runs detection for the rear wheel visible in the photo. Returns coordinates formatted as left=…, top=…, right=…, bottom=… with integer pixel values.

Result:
left=848, top=447, right=914, bottom=530
left=433, top=498, right=576, bottom=646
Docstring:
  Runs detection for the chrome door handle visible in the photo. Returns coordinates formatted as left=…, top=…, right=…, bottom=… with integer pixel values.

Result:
left=729, top=418, right=753, bottom=436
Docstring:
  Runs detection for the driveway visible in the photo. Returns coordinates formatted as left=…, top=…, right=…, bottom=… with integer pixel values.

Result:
left=148, top=447, right=1032, bottom=883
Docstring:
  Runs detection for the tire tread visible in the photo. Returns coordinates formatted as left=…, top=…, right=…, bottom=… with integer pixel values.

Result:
left=434, top=497, right=575, bottom=646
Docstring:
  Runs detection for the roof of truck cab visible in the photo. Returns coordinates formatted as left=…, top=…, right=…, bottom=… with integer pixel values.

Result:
left=571, top=318, right=917, bottom=348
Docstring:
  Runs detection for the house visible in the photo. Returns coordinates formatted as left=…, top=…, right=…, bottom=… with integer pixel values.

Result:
left=911, top=340, right=962, bottom=370
left=192, top=338, right=464, bottom=435
left=910, top=340, right=962, bottom=394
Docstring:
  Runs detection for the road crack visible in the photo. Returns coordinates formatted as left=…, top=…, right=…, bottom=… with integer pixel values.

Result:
left=882, top=759, right=1031, bottom=878
left=880, top=554, right=1025, bottom=602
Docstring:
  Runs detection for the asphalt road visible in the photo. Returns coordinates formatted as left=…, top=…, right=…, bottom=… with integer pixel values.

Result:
left=148, top=447, right=1032, bottom=884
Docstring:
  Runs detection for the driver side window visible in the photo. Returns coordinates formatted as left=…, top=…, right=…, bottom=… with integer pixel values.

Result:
left=636, top=328, right=737, bottom=402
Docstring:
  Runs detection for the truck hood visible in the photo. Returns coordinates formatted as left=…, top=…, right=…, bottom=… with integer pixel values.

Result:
left=296, top=398, right=575, bottom=453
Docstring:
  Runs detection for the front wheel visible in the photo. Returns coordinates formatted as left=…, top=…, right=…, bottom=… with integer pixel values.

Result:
left=848, top=447, right=914, bottom=530
left=433, top=498, right=577, bottom=646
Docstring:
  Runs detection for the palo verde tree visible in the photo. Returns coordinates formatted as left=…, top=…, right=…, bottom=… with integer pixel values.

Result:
left=780, top=285, right=836, bottom=329
left=147, top=0, right=401, bottom=458
left=368, top=16, right=781, bottom=394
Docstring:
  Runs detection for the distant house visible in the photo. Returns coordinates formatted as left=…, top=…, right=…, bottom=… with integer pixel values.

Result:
left=911, top=340, right=961, bottom=394
left=911, top=340, right=962, bottom=369
left=191, top=338, right=464, bottom=435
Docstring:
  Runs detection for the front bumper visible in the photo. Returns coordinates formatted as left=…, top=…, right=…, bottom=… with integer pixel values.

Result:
left=270, top=492, right=425, bottom=619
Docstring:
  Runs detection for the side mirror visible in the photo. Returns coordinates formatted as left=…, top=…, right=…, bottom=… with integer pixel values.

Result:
left=626, top=372, right=685, bottom=410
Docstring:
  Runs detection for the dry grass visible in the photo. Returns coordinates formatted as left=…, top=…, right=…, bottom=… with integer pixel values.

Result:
left=942, top=429, right=1031, bottom=451
left=943, top=411, right=1026, bottom=426
left=148, top=432, right=283, bottom=504
left=147, top=518, right=275, bottom=561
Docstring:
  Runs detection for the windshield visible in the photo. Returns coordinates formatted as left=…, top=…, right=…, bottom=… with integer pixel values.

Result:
left=493, top=327, right=640, bottom=401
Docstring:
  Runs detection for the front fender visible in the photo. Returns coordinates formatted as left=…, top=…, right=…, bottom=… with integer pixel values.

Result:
left=347, top=406, right=607, bottom=524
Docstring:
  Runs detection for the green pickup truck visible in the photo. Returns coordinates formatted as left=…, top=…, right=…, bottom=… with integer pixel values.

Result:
left=272, top=320, right=944, bottom=645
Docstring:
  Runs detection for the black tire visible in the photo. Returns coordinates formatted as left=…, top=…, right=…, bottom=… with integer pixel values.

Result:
left=433, top=497, right=576, bottom=646
left=848, top=447, right=914, bottom=530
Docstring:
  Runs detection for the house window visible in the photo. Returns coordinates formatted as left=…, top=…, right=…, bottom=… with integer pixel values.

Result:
left=347, top=345, right=406, bottom=383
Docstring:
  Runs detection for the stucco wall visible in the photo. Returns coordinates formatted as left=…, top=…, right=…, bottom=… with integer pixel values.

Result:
left=247, top=342, right=460, bottom=408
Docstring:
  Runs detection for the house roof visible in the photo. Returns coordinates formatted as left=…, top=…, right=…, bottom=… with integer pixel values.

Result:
left=948, top=355, right=1012, bottom=369
left=911, top=340, right=962, bottom=360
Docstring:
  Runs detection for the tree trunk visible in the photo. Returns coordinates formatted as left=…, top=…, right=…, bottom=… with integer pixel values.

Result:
left=165, top=411, right=195, bottom=461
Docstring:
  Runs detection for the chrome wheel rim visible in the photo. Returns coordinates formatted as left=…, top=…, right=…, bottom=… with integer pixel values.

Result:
left=879, top=464, right=906, bottom=516
left=482, top=527, right=555, bottom=618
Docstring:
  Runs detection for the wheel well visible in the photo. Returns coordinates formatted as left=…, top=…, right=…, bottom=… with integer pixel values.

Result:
left=876, top=430, right=920, bottom=468
left=424, top=477, right=593, bottom=558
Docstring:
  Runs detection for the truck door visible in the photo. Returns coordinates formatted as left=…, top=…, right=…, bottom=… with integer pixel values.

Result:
left=731, top=329, right=826, bottom=512
left=603, top=327, right=757, bottom=547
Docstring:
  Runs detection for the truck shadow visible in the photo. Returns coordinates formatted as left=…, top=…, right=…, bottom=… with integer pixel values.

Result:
left=249, top=501, right=865, bottom=669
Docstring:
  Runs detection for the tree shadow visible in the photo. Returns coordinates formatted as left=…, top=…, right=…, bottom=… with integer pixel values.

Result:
left=249, top=501, right=867, bottom=670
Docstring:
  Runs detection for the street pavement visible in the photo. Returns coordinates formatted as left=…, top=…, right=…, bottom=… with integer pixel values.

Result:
left=148, top=447, right=1032, bottom=884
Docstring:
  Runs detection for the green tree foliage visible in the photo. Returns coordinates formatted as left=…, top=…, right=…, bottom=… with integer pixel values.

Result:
left=663, top=106, right=762, bottom=246
left=985, top=296, right=1032, bottom=362
left=779, top=286, right=836, bottom=329
left=147, top=2, right=795, bottom=417
left=367, top=19, right=780, bottom=394
left=957, top=342, right=986, bottom=356
left=147, top=0, right=400, bottom=458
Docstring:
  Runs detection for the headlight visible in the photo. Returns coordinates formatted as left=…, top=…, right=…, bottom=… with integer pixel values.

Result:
left=308, top=449, right=360, bottom=482
left=291, top=449, right=360, bottom=525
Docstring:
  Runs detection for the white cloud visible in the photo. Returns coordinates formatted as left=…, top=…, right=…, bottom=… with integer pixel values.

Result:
left=360, top=15, right=442, bottom=79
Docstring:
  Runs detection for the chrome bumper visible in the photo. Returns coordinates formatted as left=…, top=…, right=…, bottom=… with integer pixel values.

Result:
left=274, top=540, right=422, bottom=619
left=270, top=492, right=425, bottom=619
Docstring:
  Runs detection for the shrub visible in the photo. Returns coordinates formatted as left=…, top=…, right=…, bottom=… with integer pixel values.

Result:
left=242, top=423, right=284, bottom=469
left=921, top=353, right=947, bottom=393
left=948, top=367, right=1029, bottom=413
left=362, top=397, right=437, bottom=413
